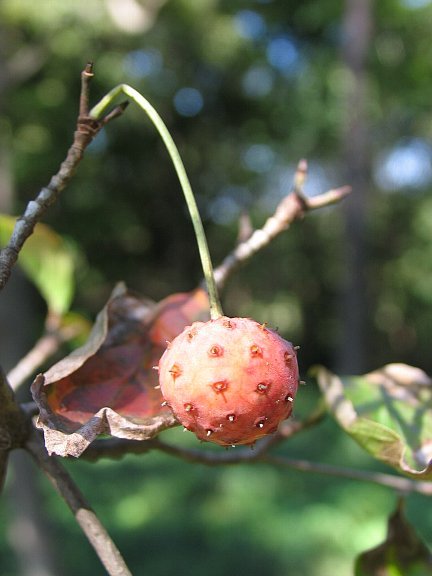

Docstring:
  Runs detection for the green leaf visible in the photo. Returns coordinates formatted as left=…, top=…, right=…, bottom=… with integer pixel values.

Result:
left=355, top=499, right=432, bottom=575
left=0, top=214, right=76, bottom=315
left=316, top=364, right=432, bottom=479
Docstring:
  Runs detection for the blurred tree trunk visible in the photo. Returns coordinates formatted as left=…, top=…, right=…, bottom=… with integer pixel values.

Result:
left=0, top=39, right=61, bottom=576
left=336, top=0, right=372, bottom=373
left=7, top=451, right=63, bottom=576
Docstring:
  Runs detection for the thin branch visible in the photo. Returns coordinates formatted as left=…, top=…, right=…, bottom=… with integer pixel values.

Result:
left=82, top=429, right=432, bottom=496
left=0, top=63, right=127, bottom=292
left=306, top=186, right=352, bottom=209
left=82, top=406, right=327, bottom=463
left=8, top=332, right=63, bottom=391
left=81, top=432, right=296, bottom=464
left=213, top=160, right=351, bottom=290
left=292, top=158, right=308, bottom=195
left=263, top=455, right=432, bottom=496
left=79, top=62, right=94, bottom=118
left=8, top=318, right=82, bottom=391
left=26, top=430, right=132, bottom=576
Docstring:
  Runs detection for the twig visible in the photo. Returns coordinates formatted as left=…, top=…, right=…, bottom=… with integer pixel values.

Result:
left=306, top=186, right=352, bottom=209
left=263, top=455, right=432, bottom=496
left=213, top=160, right=351, bottom=290
left=82, top=406, right=326, bottom=462
left=8, top=318, right=82, bottom=391
left=26, top=430, right=132, bottom=576
left=0, top=63, right=128, bottom=292
left=82, top=433, right=295, bottom=464
left=154, top=440, right=432, bottom=495
left=8, top=333, right=63, bottom=391
left=82, top=430, right=432, bottom=496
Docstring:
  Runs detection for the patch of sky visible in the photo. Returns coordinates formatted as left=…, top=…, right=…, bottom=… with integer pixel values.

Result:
left=242, top=143, right=276, bottom=173
left=87, top=127, right=108, bottom=154
left=374, top=138, right=432, bottom=192
left=266, top=35, right=304, bottom=76
left=400, top=0, right=432, bottom=8
left=173, top=87, right=204, bottom=117
left=234, top=10, right=267, bottom=40
left=208, top=185, right=251, bottom=225
left=259, top=162, right=335, bottom=212
left=123, top=49, right=163, bottom=79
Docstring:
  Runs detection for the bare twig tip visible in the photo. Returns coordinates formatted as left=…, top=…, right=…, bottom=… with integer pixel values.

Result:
left=297, top=159, right=308, bottom=173
left=101, top=102, right=130, bottom=125
left=84, top=62, right=94, bottom=76
left=339, top=185, right=352, bottom=197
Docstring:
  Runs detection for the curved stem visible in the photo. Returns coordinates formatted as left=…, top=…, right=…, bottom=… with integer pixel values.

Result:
left=90, top=85, right=223, bottom=319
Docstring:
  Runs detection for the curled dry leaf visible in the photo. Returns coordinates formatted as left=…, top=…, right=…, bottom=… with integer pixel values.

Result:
left=31, top=283, right=210, bottom=457
left=316, top=364, right=432, bottom=479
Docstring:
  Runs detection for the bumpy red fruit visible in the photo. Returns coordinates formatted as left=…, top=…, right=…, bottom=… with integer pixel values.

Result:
left=158, top=316, right=299, bottom=446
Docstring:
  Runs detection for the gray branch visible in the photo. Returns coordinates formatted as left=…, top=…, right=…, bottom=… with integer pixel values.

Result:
left=26, top=430, right=132, bottom=576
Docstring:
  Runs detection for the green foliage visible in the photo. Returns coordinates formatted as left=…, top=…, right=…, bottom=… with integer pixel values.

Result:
left=0, top=428, right=401, bottom=576
left=0, top=215, right=77, bottom=315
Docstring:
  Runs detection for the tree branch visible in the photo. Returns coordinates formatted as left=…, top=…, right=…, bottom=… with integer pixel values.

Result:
left=157, top=441, right=432, bottom=495
left=213, top=159, right=351, bottom=290
left=263, top=454, right=432, bottom=496
left=0, top=63, right=128, bottom=292
left=82, top=406, right=326, bottom=463
left=8, top=332, right=64, bottom=391
left=26, top=430, right=132, bottom=576
left=8, top=315, right=83, bottom=391
left=82, top=427, right=432, bottom=496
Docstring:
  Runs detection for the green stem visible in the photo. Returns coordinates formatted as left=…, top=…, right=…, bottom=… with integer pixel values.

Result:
left=90, top=85, right=223, bottom=320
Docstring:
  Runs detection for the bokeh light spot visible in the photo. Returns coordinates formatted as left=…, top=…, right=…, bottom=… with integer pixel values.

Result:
left=243, top=144, right=275, bottom=173
left=173, top=87, right=204, bottom=117
left=123, top=49, right=163, bottom=78
left=234, top=10, right=266, bottom=40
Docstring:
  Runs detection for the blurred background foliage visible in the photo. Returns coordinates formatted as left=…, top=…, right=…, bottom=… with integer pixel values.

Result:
left=0, top=0, right=432, bottom=574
